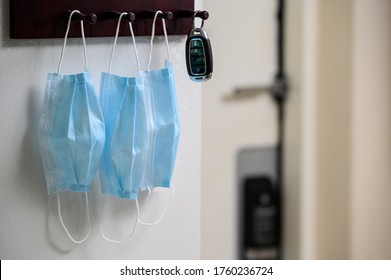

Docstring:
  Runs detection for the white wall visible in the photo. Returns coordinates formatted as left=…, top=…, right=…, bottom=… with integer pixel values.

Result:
left=0, top=1, right=201, bottom=259
left=294, top=0, right=391, bottom=259
left=313, top=0, right=353, bottom=259
left=289, top=0, right=319, bottom=260
left=350, top=0, right=391, bottom=259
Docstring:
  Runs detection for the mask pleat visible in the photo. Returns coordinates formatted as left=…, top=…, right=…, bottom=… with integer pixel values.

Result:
left=111, top=79, right=137, bottom=197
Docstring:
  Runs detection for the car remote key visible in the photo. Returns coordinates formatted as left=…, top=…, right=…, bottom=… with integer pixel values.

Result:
left=186, top=27, right=213, bottom=82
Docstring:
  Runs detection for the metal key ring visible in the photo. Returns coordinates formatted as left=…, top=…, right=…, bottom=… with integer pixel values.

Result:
left=192, top=10, right=204, bottom=29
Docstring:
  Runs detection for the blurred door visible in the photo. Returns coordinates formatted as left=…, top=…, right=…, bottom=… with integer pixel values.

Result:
left=201, top=0, right=278, bottom=259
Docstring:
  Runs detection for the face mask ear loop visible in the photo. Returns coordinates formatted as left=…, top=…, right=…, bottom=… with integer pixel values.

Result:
left=138, top=184, right=175, bottom=226
left=108, top=12, right=128, bottom=75
left=57, top=10, right=88, bottom=75
left=146, top=186, right=152, bottom=200
left=57, top=10, right=79, bottom=75
left=56, top=192, right=91, bottom=244
left=161, top=18, right=171, bottom=62
left=129, top=21, right=141, bottom=72
left=147, top=10, right=162, bottom=71
left=80, top=20, right=88, bottom=70
left=99, top=195, right=140, bottom=243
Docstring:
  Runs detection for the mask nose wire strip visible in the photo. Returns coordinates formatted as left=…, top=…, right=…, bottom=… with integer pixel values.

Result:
left=57, top=10, right=88, bottom=75
left=99, top=195, right=140, bottom=243
left=138, top=184, right=175, bottom=226
left=57, top=192, right=91, bottom=244
left=108, top=12, right=128, bottom=75
left=147, top=11, right=170, bottom=71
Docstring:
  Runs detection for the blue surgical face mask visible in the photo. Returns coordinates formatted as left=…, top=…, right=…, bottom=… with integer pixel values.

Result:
left=99, top=14, right=147, bottom=201
left=38, top=10, right=105, bottom=243
left=138, top=11, right=180, bottom=225
left=99, top=13, right=145, bottom=243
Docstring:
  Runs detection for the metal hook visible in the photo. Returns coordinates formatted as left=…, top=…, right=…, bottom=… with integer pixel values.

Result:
left=173, top=10, right=209, bottom=20
left=67, top=10, right=97, bottom=24
left=99, top=11, right=136, bottom=22
left=136, top=10, right=173, bottom=21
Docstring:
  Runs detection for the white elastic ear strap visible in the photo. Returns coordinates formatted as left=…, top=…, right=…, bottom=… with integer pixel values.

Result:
left=162, top=18, right=170, bottom=62
left=99, top=195, right=140, bottom=243
left=57, top=192, right=91, bottom=244
left=108, top=12, right=128, bottom=74
left=147, top=11, right=170, bottom=71
left=129, top=22, right=141, bottom=72
left=138, top=185, right=175, bottom=226
left=57, top=10, right=88, bottom=75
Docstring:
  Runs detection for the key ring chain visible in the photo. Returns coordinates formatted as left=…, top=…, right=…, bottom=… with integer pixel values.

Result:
left=192, top=10, right=204, bottom=29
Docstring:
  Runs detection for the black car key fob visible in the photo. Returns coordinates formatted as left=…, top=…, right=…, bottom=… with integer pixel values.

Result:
left=186, top=27, right=213, bottom=82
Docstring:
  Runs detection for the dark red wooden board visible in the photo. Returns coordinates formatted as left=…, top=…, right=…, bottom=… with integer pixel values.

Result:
left=10, top=0, right=195, bottom=39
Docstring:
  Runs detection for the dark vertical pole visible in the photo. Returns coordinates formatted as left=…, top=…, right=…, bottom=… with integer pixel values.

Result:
left=277, top=0, right=284, bottom=261
left=277, top=0, right=285, bottom=79
left=276, top=91, right=284, bottom=260
left=272, top=0, right=288, bottom=260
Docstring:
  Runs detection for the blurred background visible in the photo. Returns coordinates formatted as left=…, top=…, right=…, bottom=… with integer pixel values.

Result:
left=201, top=0, right=391, bottom=259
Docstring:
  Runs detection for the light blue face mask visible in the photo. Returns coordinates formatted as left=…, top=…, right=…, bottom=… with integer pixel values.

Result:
left=139, top=11, right=180, bottom=225
left=38, top=10, right=105, bottom=243
left=99, top=13, right=146, bottom=243
left=99, top=13, right=147, bottom=201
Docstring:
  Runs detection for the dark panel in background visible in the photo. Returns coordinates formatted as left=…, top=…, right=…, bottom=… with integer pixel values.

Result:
left=238, top=147, right=281, bottom=260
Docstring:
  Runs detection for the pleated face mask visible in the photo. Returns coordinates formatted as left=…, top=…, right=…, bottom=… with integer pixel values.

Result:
left=99, top=13, right=146, bottom=243
left=99, top=14, right=148, bottom=201
left=38, top=10, right=105, bottom=243
left=138, top=11, right=180, bottom=225
left=140, top=11, right=180, bottom=191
